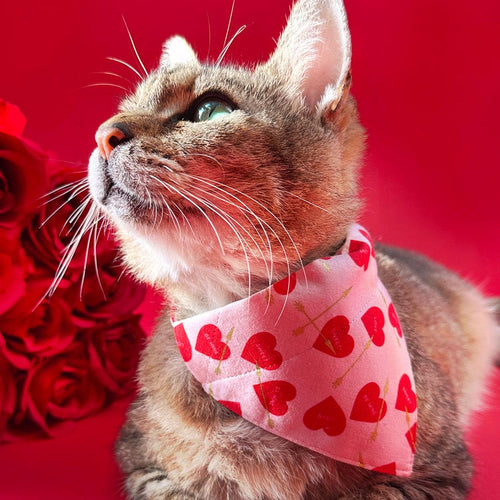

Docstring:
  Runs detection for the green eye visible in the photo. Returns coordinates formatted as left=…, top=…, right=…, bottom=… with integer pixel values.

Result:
left=194, top=99, right=234, bottom=122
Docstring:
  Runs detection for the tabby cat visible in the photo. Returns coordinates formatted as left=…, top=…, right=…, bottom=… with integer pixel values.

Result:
left=87, top=0, right=498, bottom=498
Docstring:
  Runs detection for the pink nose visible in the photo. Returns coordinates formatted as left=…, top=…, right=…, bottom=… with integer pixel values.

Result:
left=95, top=126, right=127, bottom=160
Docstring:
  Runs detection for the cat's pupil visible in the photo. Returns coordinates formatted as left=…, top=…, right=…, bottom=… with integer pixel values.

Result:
left=195, top=100, right=233, bottom=122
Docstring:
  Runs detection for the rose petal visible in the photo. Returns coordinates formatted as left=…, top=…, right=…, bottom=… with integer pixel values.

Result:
left=0, top=133, right=48, bottom=230
left=87, top=315, right=145, bottom=394
left=0, top=100, right=26, bottom=137
left=22, top=343, right=106, bottom=434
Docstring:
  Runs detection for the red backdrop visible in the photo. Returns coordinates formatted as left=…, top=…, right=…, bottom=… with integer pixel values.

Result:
left=1, top=0, right=498, bottom=498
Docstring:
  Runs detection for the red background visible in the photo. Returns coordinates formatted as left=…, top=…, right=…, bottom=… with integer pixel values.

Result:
left=1, top=0, right=498, bottom=498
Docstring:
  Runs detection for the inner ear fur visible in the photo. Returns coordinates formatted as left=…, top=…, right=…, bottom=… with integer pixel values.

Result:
left=160, top=36, right=200, bottom=70
left=261, top=0, right=352, bottom=115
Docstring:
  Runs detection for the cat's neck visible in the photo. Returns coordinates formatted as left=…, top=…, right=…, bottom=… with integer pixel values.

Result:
left=164, top=237, right=348, bottom=320
left=123, top=223, right=276, bottom=317
left=121, top=220, right=348, bottom=319
left=167, top=263, right=270, bottom=319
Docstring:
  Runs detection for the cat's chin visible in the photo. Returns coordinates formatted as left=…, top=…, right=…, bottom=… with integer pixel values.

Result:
left=100, top=186, right=149, bottom=223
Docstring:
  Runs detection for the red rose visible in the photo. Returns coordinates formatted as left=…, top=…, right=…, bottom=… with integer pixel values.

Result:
left=0, top=351, right=17, bottom=439
left=0, top=231, right=31, bottom=316
left=87, top=314, right=146, bottom=394
left=0, top=277, right=77, bottom=369
left=0, top=101, right=48, bottom=231
left=21, top=342, right=106, bottom=434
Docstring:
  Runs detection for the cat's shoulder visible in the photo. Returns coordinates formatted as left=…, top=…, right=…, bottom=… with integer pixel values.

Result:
left=374, top=242, right=466, bottom=297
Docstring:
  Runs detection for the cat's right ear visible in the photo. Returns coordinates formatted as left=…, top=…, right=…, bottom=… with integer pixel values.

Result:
left=160, top=36, right=200, bottom=70
left=260, top=0, right=351, bottom=117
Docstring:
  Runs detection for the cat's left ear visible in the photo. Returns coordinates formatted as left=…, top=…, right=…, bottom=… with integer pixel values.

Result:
left=160, top=36, right=200, bottom=70
left=261, top=0, right=351, bottom=116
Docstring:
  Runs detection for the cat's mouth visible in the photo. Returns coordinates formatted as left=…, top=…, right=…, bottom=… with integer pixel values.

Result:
left=88, top=151, right=133, bottom=205
left=88, top=148, right=202, bottom=225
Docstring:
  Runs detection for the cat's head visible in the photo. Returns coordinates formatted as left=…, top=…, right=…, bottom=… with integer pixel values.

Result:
left=87, top=0, right=365, bottom=311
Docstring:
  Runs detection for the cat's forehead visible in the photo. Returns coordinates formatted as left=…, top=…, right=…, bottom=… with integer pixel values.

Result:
left=119, top=66, right=198, bottom=114
left=119, top=64, right=276, bottom=116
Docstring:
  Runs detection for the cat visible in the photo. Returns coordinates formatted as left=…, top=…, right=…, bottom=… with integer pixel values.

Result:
left=87, top=0, right=499, bottom=498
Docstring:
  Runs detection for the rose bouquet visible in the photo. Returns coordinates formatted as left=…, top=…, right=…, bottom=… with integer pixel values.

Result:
left=0, top=99, right=147, bottom=439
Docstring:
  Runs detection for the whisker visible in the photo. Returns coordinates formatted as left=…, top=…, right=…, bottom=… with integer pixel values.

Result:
left=152, top=196, right=159, bottom=228
left=106, top=56, right=144, bottom=81
left=143, top=185, right=157, bottom=227
left=80, top=216, right=95, bottom=300
left=40, top=178, right=87, bottom=204
left=40, top=184, right=89, bottom=229
left=287, top=191, right=330, bottom=213
left=93, top=71, right=133, bottom=85
left=42, top=188, right=88, bottom=213
left=173, top=201, right=195, bottom=236
left=222, top=0, right=237, bottom=50
left=205, top=10, right=212, bottom=60
left=45, top=161, right=87, bottom=169
left=44, top=203, right=100, bottom=300
left=58, top=200, right=92, bottom=252
left=122, top=16, right=149, bottom=77
left=155, top=192, right=182, bottom=234
left=216, top=25, right=247, bottom=67
left=171, top=153, right=272, bottom=286
left=188, top=153, right=226, bottom=175
left=82, top=83, right=128, bottom=92
left=115, top=268, right=127, bottom=284
left=64, top=195, right=93, bottom=231
left=93, top=215, right=107, bottom=301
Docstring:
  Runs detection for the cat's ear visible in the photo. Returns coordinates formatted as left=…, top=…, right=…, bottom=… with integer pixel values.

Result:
left=160, top=36, right=200, bottom=70
left=263, top=0, right=351, bottom=115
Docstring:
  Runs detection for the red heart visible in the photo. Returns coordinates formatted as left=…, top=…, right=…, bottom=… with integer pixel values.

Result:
left=253, top=380, right=296, bottom=416
left=174, top=323, right=192, bottom=362
left=406, top=422, right=417, bottom=453
left=273, top=273, right=297, bottom=295
left=303, top=396, right=346, bottom=436
left=195, top=324, right=231, bottom=360
left=359, top=229, right=375, bottom=257
left=241, top=332, right=282, bottom=370
left=218, top=400, right=242, bottom=417
left=395, top=374, right=417, bottom=413
left=372, top=462, right=397, bottom=475
left=349, top=240, right=371, bottom=270
left=313, top=315, right=354, bottom=358
left=388, top=303, right=403, bottom=337
left=361, top=306, right=385, bottom=347
left=350, top=382, right=387, bottom=422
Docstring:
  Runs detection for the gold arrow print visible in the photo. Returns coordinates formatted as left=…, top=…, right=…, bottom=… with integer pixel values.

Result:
left=293, top=286, right=353, bottom=336
left=215, top=327, right=234, bottom=375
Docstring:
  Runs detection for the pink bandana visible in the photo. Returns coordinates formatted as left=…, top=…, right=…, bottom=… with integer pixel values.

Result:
left=171, top=224, right=417, bottom=476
